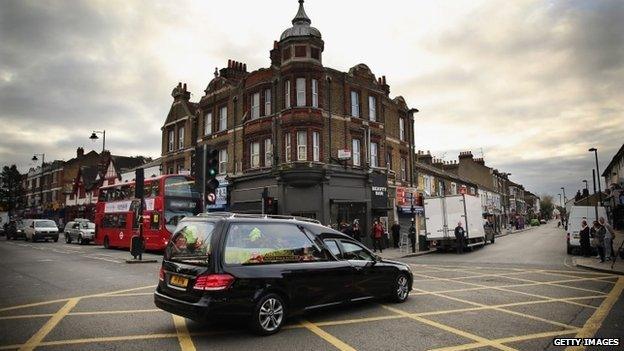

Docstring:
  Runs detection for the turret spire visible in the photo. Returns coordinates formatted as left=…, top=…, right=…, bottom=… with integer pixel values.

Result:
left=292, top=0, right=311, bottom=25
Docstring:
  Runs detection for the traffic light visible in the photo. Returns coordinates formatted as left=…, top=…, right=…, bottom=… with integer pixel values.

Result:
left=191, top=146, right=204, bottom=193
left=205, top=148, right=220, bottom=205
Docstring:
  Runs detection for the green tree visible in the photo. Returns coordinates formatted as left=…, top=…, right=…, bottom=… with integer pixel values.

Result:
left=0, top=165, right=25, bottom=216
left=539, top=194, right=555, bottom=219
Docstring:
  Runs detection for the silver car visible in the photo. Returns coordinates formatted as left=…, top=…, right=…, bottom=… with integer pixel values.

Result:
left=64, top=220, right=95, bottom=244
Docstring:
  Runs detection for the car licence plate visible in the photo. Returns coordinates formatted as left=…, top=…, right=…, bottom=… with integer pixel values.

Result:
left=170, top=275, right=188, bottom=288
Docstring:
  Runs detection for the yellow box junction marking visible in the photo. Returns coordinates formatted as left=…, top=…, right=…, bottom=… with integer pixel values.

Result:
left=300, top=320, right=357, bottom=351
left=566, top=276, right=624, bottom=351
left=382, top=304, right=517, bottom=351
left=19, top=298, right=79, bottom=351
left=173, top=314, right=197, bottom=351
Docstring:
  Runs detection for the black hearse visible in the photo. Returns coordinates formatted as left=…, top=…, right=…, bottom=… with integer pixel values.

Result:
left=154, top=213, right=413, bottom=335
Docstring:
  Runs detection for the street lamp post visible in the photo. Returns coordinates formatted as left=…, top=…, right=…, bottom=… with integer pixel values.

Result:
left=588, top=148, right=602, bottom=206
left=32, top=153, right=45, bottom=213
left=89, top=130, right=106, bottom=152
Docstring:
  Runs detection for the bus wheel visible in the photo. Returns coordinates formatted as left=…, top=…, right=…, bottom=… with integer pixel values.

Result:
left=104, top=236, right=110, bottom=249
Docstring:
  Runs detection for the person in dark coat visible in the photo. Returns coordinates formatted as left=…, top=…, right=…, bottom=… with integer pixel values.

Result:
left=408, top=220, right=416, bottom=253
left=341, top=222, right=354, bottom=238
left=579, top=219, right=591, bottom=257
left=454, top=221, right=466, bottom=254
left=391, top=221, right=401, bottom=248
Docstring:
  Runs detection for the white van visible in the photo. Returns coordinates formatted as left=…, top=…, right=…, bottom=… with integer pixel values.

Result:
left=24, top=219, right=59, bottom=242
left=566, top=205, right=607, bottom=254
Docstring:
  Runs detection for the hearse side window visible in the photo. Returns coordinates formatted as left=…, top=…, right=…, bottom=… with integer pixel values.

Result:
left=167, top=221, right=215, bottom=265
left=339, top=240, right=374, bottom=261
left=323, top=239, right=342, bottom=258
left=224, top=223, right=328, bottom=265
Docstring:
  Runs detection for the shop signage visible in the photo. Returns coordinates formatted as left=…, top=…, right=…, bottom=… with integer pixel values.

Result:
left=371, top=173, right=388, bottom=210
left=338, top=149, right=352, bottom=160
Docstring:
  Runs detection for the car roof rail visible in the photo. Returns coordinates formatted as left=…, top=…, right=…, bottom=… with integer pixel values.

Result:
left=197, top=212, right=321, bottom=224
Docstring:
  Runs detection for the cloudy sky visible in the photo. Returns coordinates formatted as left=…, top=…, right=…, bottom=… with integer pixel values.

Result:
left=1, top=0, right=622, bottom=198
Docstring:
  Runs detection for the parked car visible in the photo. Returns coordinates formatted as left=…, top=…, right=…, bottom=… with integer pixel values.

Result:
left=64, top=220, right=96, bottom=244
left=540, top=219, right=547, bottom=225
left=154, top=213, right=413, bottom=335
left=24, top=219, right=59, bottom=242
left=5, top=219, right=26, bottom=240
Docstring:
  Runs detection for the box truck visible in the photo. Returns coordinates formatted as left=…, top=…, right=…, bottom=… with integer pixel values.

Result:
left=424, top=194, right=488, bottom=251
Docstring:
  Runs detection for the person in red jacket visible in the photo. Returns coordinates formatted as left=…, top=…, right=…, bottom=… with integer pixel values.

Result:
left=372, top=219, right=384, bottom=253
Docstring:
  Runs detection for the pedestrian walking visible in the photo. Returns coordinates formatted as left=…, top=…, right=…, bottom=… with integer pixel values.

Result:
left=579, top=219, right=591, bottom=257
left=591, top=221, right=606, bottom=263
left=341, top=221, right=354, bottom=238
left=454, top=221, right=466, bottom=254
left=599, top=217, right=615, bottom=261
left=391, top=221, right=401, bottom=248
left=372, top=219, right=384, bottom=253
left=352, top=220, right=362, bottom=242
left=408, top=220, right=416, bottom=253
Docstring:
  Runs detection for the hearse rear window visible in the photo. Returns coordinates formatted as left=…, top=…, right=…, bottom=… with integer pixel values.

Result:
left=168, top=221, right=215, bottom=265
left=224, top=223, right=327, bottom=265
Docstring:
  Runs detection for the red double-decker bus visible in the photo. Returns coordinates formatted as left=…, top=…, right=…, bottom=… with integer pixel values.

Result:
left=94, top=175, right=202, bottom=251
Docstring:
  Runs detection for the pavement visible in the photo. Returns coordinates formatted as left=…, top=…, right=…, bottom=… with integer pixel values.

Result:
left=0, top=223, right=622, bottom=351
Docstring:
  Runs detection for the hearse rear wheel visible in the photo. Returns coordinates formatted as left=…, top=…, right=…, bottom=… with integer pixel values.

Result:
left=250, top=293, right=285, bottom=336
left=103, top=236, right=110, bottom=249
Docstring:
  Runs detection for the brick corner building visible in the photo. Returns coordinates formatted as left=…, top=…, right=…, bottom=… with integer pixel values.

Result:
left=160, top=0, right=418, bottom=240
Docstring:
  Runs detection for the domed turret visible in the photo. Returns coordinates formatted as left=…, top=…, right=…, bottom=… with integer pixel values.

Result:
left=280, top=0, right=322, bottom=41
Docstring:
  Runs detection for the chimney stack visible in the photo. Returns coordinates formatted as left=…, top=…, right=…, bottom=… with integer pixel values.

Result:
left=77, top=147, right=84, bottom=158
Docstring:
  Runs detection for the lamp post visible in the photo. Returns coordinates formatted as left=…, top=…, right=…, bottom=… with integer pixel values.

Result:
left=560, top=187, right=566, bottom=204
left=588, top=148, right=602, bottom=206
left=32, top=153, right=45, bottom=212
left=89, top=130, right=106, bottom=152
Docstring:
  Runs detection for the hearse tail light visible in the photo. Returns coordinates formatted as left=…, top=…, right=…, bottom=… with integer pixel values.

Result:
left=159, top=267, right=165, bottom=281
left=193, top=274, right=235, bottom=291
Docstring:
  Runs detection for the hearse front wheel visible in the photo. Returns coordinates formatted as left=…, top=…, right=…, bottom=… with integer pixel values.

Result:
left=103, top=236, right=110, bottom=249
left=250, top=293, right=286, bottom=336
left=392, top=273, right=410, bottom=303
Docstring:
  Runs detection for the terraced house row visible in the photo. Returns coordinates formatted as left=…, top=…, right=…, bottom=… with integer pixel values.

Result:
left=160, top=0, right=417, bottom=237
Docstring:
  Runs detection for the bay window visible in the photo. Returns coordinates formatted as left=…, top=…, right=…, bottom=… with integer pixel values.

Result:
left=251, top=92, right=260, bottom=119
left=285, top=133, right=291, bottom=162
left=296, top=78, right=306, bottom=107
left=297, top=131, right=307, bottom=161
left=250, top=141, right=260, bottom=168
left=312, top=131, right=320, bottom=161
